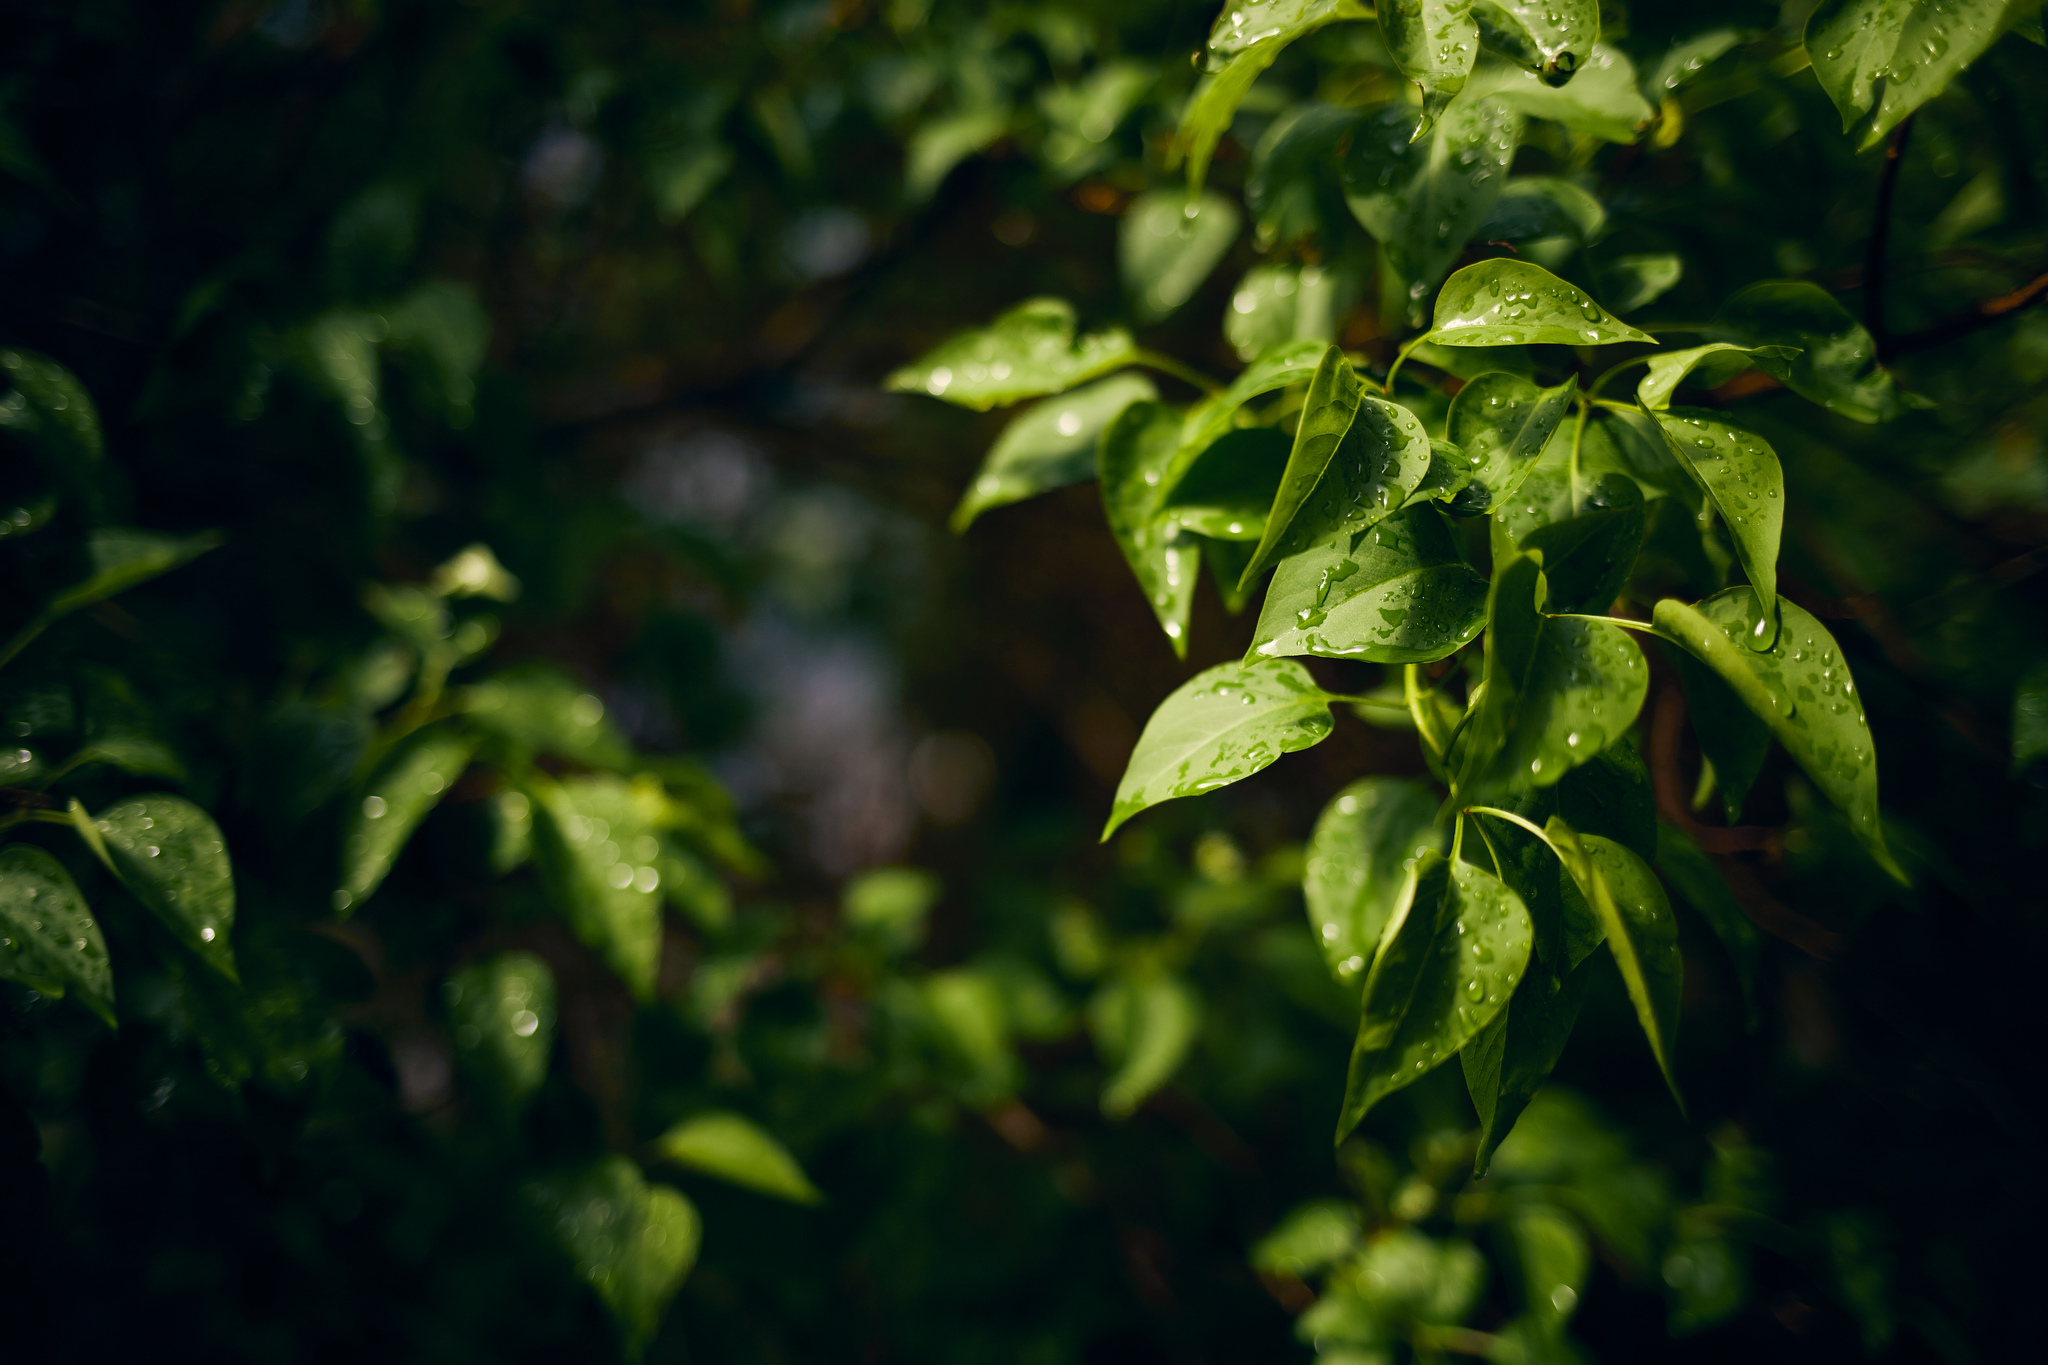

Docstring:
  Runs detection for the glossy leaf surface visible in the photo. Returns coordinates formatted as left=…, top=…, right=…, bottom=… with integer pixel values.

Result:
left=528, top=1159, right=699, bottom=1359
left=1100, top=400, right=1203, bottom=653
left=1342, top=98, right=1517, bottom=304
left=531, top=775, right=671, bottom=998
left=1443, top=371, right=1577, bottom=514
left=1104, top=659, right=1336, bottom=838
left=1714, top=281, right=1896, bottom=422
left=1494, top=469, right=1646, bottom=615
left=653, top=1112, right=823, bottom=1204
left=336, top=728, right=478, bottom=913
left=96, top=794, right=236, bottom=979
left=1120, top=190, right=1241, bottom=322
left=1426, top=259, right=1653, bottom=347
left=885, top=299, right=1137, bottom=411
left=1807, top=0, right=2033, bottom=147
left=1251, top=506, right=1487, bottom=662
left=1651, top=408, right=1783, bottom=621
left=951, top=373, right=1158, bottom=531
left=0, top=843, right=113, bottom=1025
left=1547, top=821, right=1683, bottom=1102
left=1189, top=3, right=1375, bottom=191
left=1303, top=777, right=1442, bottom=984
left=1208, top=0, right=1373, bottom=58
left=1177, top=338, right=1327, bottom=462
left=1461, top=953, right=1592, bottom=1173
left=1238, top=345, right=1363, bottom=580
left=1473, top=0, right=1599, bottom=84
left=1461, top=44, right=1655, bottom=141
left=1472, top=175, right=1607, bottom=244
left=1637, top=343, right=1799, bottom=410
left=1379, top=0, right=1481, bottom=135
left=447, top=952, right=556, bottom=1108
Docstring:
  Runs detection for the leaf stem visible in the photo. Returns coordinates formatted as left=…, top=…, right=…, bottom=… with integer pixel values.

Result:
left=1451, top=810, right=1466, bottom=865
left=1865, top=114, right=1914, bottom=352
left=1465, top=805, right=1549, bottom=843
left=1134, top=350, right=1223, bottom=396
left=1587, top=353, right=1654, bottom=403
left=1549, top=611, right=1682, bottom=646
left=1382, top=332, right=1430, bottom=394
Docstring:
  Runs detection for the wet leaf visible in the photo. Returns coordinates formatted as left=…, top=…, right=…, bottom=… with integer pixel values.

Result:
left=1473, top=0, right=1600, bottom=85
left=1162, top=426, right=1289, bottom=540
left=1714, top=281, right=1896, bottom=423
left=1494, top=469, right=1646, bottom=615
left=1457, top=552, right=1649, bottom=801
left=1120, top=189, right=1241, bottom=322
left=1444, top=371, right=1577, bottom=514
left=1208, top=0, right=1375, bottom=59
left=447, top=952, right=556, bottom=1108
left=1426, top=258, right=1653, bottom=348
left=1472, top=175, right=1607, bottom=244
left=1654, top=590, right=1901, bottom=880
left=1655, top=824, right=1761, bottom=1028
left=1091, top=968, right=1200, bottom=1117
left=0, top=843, right=114, bottom=1025
left=1223, top=263, right=1353, bottom=362
left=1461, top=43, right=1656, bottom=142
left=1670, top=646, right=1770, bottom=822
left=1341, top=99, right=1519, bottom=303
left=49, top=528, right=222, bottom=616
left=1506, top=1204, right=1591, bottom=1327
left=1638, top=343, right=1798, bottom=411
left=1303, top=777, right=1443, bottom=985
left=1598, top=251, right=1684, bottom=313
left=335, top=727, right=478, bottom=914
left=530, top=774, right=671, bottom=999
left=885, top=298, right=1138, bottom=411
left=1099, top=400, right=1204, bottom=654
left=528, top=1158, right=699, bottom=1360
left=653, top=1112, right=823, bottom=1204
left=1177, top=338, right=1328, bottom=466
left=0, top=347, right=103, bottom=473
left=1649, top=409, right=1782, bottom=623
left=1462, top=951, right=1594, bottom=1173
left=1379, top=0, right=1481, bottom=136
left=1104, top=658, right=1337, bottom=838
left=1182, top=2, right=1374, bottom=192
left=461, top=666, right=632, bottom=769
left=1806, top=0, right=2027, bottom=148
left=95, top=794, right=237, bottom=980
left=1644, top=29, right=1745, bottom=98
left=1039, top=61, right=1155, bottom=182
left=1337, top=853, right=1532, bottom=1141
left=1250, top=506, right=1488, bottom=662
left=951, top=373, right=1158, bottom=530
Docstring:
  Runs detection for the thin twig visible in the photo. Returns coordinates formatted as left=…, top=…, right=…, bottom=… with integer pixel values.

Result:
left=1886, top=269, right=2048, bottom=358
left=1865, top=115, right=1914, bottom=348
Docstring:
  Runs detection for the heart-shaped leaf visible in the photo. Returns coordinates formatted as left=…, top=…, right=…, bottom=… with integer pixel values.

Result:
left=0, top=843, right=113, bottom=1026
left=1426, top=259, right=1654, bottom=348
left=1304, top=777, right=1443, bottom=984
left=1461, top=950, right=1592, bottom=1173
left=1120, top=189, right=1241, bottom=322
left=1649, top=409, right=1782, bottom=628
left=527, top=1158, right=700, bottom=1359
left=951, top=373, right=1158, bottom=531
left=653, top=1112, right=823, bottom=1204
left=1342, top=99, right=1518, bottom=303
left=1250, top=506, right=1488, bottom=662
left=1654, top=589, right=1901, bottom=880
left=1637, top=343, right=1798, bottom=410
left=336, top=727, right=478, bottom=914
left=1337, top=853, right=1532, bottom=1141
left=1100, top=400, right=1204, bottom=654
left=885, top=299, right=1138, bottom=411
left=1473, top=0, right=1600, bottom=85
left=1444, top=371, right=1577, bottom=514
left=1104, top=659, right=1337, bottom=838
left=94, top=794, right=237, bottom=980
left=1379, top=0, right=1481, bottom=136
left=1493, top=469, right=1646, bottom=615
left=1713, top=281, right=1896, bottom=423
left=446, top=952, right=556, bottom=1109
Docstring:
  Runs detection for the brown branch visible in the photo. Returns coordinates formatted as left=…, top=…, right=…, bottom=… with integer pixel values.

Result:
left=1886, top=269, right=2048, bottom=359
left=1865, top=116, right=1914, bottom=347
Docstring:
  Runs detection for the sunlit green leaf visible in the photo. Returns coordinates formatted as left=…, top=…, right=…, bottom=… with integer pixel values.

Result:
left=1462, top=951, right=1594, bottom=1173
left=0, top=843, right=113, bottom=1025
left=447, top=952, right=556, bottom=1108
left=885, top=299, right=1138, bottom=411
left=1303, top=777, right=1443, bottom=985
left=1104, top=658, right=1337, bottom=838
left=1099, top=400, right=1204, bottom=654
left=1713, top=281, right=1896, bottom=422
left=1091, top=968, right=1200, bottom=1117
left=1426, top=259, right=1653, bottom=348
left=1379, top=0, right=1481, bottom=136
left=653, top=1111, right=823, bottom=1204
left=1494, top=469, right=1646, bottom=615
left=1461, top=44, right=1655, bottom=142
left=1208, top=0, right=1374, bottom=58
left=1251, top=506, right=1488, bottom=662
left=1649, top=409, right=1782, bottom=622
left=530, top=774, right=671, bottom=999
left=1654, top=590, right=1902, bottom=880
left=528, top=1158, right=699, bottom=1360
left=49, top=528, right=222, bottom=615
left=1338, top=853, right=1532, bottom=1140
left=1444, top=371, right=1577, bottom=514
left=335, top=727, right=478, bottom=914
left=1178, top=338, right=1328, bottom=463
left=1637, top=343, right=1799, bottom=411
left=951, top=373, right=1158, bottom=531
left=94, top=793, right=236, bottom=980
left=1474, top=0, right=1599, bottom=84
left=1342, top=98, right=1519, bottom=304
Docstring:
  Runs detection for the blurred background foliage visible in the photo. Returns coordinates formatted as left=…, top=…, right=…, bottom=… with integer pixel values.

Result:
left=1, top=0, right=2045, bottom=1361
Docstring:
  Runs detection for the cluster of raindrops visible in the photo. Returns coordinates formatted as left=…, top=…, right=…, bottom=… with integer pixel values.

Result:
left=563, top=812, right=664, bottom=896
left=98, top=798, right=233, bottom=950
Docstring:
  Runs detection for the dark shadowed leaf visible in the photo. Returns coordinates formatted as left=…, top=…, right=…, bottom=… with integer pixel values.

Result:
left=1494, top=469, right=1646, bottom=615
left=1714, top=282, right=1897, bottom=422
left=1655, top=824, right=1762, bottom=1028
left=49, top=528, right=222, bottom=615
left=528, top=1159, right=699, bottom=1360
left=0, top=843, right=113, bottom=1025
left=1445, top=371, right=1577, bottom=514
left=1303, top=777, right=1443, bottom=984
left=1163, top=426, right=1289, bottom=540
left=336, top=727, right=478, bottom=913
left=1637, top=343, right=1798, bottom=410
left=1462, top=950, right=1593, bottom=1172
left=95, top=794, right=236, bottom=980
left=951, top=373, right=1158, bottom=530
left=1342, top=99, right=1518, bottom=304
left=447, top=952, right=556, bottom=1109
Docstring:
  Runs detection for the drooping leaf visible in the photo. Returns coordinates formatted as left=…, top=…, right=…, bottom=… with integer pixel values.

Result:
left=1461, top=952, right=1592, bottom=1172
left=529, top=774, right=671, bottom=998
left=1456, top=552, right=1649, bottom=800
left=1806, top=0, right=2037, bottom=148
left=1649, top=409, right=1783, bottom=623
left=1091, top=968, right=1201, bottom=1117
left=1403, top=437, right=1479, bottom=507
left=1120, top=189, right=1242, bottom=322
left=1341, top=98, right=1519, bottom=304
left=461, top=666, right=632, bottom=769
left=1472, top=176, right=1607, bottom=245
left=652, top=1112, right=823, bottom=1204
left=1379, top=0, right=1481, bottom=136
left=1654, top=590, right=1902, bottom=880
left=1099, top=400, right=1204, bottom=654
left=1104, top=658, right=1337, bottom=838
left=446, top=952, right=556, bottom=1109
left=1303, top=777, right=1443, bottom=984
left=1597, top=252, right=1684, bottom=313
left=1181, top=1, right=1373, bottom=193
left=1473, top=0, right=1599, bottom=84
left=1714, top=281, right=1897, bottom=422
left=1208, top=0, right=1375, bottom=59
left=1444, top=371, right=1577, bottom=514
left=1554, top=736, right=1656, bottom=864
left=49, top=528, right=223, bottom=616
left=0, top=843, right=114, bottom=1025
left=1637, top=343, right=1799, bottom=410
left=335, top=727, right=478, bottom=914
left=1250, top=506, right=1488, bottom=662
left=951, top=373, right=1159, bottom=530
left=93, top=794, right=237, bottom=980
left=1426, top=258, right=1654, bottom=348
left=1337, top=853, right=1532, bottom=1141
left=1655, top=823, right=1762, bottom=1028
left=1162, top=427, right=1289, bottom=540
left=1669, top=645, right=1771, bottom=822
left=884, top=299, right=1138, bottom=411
left=1494, top=469, right=1647, bottom=615
left=527, top=1159, right=699, bottom=1360
left=1223, top=263, right=1354, bottom=361
left=1460, top=44, right=1656, bottom=142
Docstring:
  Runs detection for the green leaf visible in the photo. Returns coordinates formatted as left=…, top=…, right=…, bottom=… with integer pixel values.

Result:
left=0, top=843, right=114, bottom=1026
left=1649, top=409, right=1783, bottom=624
left=335, top=727, right=478, bottom=913
left=1473, top=176, right=1608, bottom=244
left=1224, top=263, right=1354, bottom=362
left=1456, top=552, right=1649, bottom=800
left=1104, top=658, right=1337, bottom=838
left=1461, top=952, right=1594, bottom=1173
left=446, top=952, right=556, bottom=1108
left=1460, top=44, right=1656, bottom=142
left=884, top=299, right=1138, bottom=411
left=1655, top=824, right=1762, bottom=1028
left=1177, top=338, right=1328, bottom=465
left=905, top=106, right=1010, bottom=201
left=1250, top=506, right=1489, bottom=663
left=1251, top=1199, right=1362, bottom=1278
left=1247, top=104, right=1366, bottom=250
left=94, top=794, right=237, bottom=981
left=1654, top=590, right=1902, bottom=880
left=2014, top=659, right=2048, bottom=776
left=1403, top=436, right=1479, bottom=507
left=528, top=1159, right=699, bottom=1360
left=1039, top=61, right=1156, bottom=181
left=1241, top=348, right=1434, bottom=586
left=1637, top=343, right=1799, bottom=411
left=1303, top=777, right=1443, bottom=984
left=1554, top=736, right=1656, bottom=864
left=1090, top=968, right=1201, bottom=1117
left=925, top=967, right=1018, bottom=1103
left=1444, top=371, right=1577, bottom=514
left=1474, top=0, right=1599, bottom=84
left=1120, top=189, right=1242, bottom=322
left=1426, top=259, right=1654, bottom=347
left=530, top=774, right=672, bottom=999
left=461, top=666, right=632, bottom=769
left=1208, top=0, right=1374, bottom=58
left=1379, top=0, right=1481, bottom=136
left=1494, top=469, right=1647, bottom=615
left=1099, top=400, right=1204, bottom=654
left=1341, top=99, right=1519, bottom=302
left=1806, top=0, right=2039, bottom=148
left=1713, top=281, right=1896, bottom=423
left=951, top=373, right=1158, bottom=531
left=844, top=865, right=941, bottom=954
left=1162, top=426, right=1289, bottom=540
left=1506, top=1204, right=1591, bottom=1328
left=0, top=347, right=103, bottom=472
left=1545, top=819, right=1683, bottom=1103
left=1597, top=252, right=1684, bottom=313
left=652, top=1112, right=823, bottom=1204
left=1337, top=853, right=1532, bottom=1141
left=1644, top=29, right=1745, bottom=98
left=1186, top=2, right=1376, bottom=192
left=49, top=528, right=222, bottom=615
left=1669, top=646, right=1770, bottom=821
